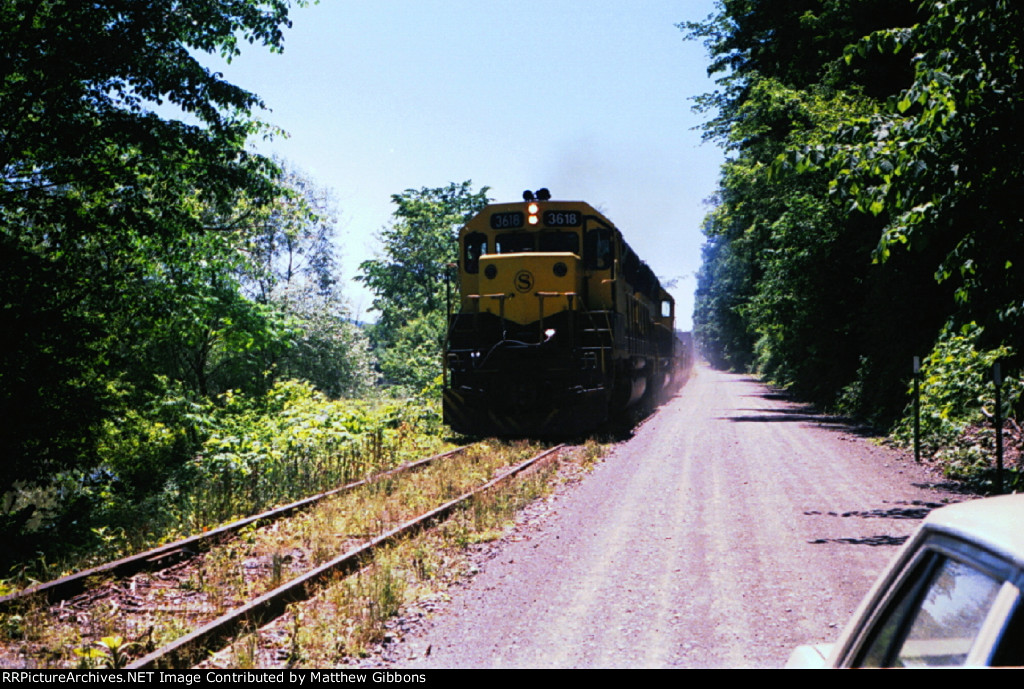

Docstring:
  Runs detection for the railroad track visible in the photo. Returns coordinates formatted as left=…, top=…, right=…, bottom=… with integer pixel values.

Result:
left=0, top=442, right=565, bottom=669
left=0, top=445, right=474, bottom=615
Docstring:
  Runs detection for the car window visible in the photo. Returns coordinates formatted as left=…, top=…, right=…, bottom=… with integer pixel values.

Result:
left=857, top=557, right=934, bottom=668
left=895, top=558, right=1002, bottom=666
left=857, top=555, right=1002, bottom=667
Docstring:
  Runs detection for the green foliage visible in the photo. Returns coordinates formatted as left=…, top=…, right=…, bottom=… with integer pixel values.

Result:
left=94, top=636, right=140, bottom=670
left=1, top=0, right=291, bottom=221
left=241, top=160, right=341, bottom=305
left=825, top=0, right=1024, bottom=332
left=0, top=234, right=112, bottom=491
left=168, top=380, right=447, bottom=531
left=376, top=311, right=448, bottom=395
left=358, top=181, right=490, bottom=387
left=680, top=1, right=919, bottom=147
left=0, top=1, right=384, bottom=574
left=274, top=291, right=373, bottom=398
left=96, top=377, right=212, bottom=495
left=693, top=232, right=755, bottom=371
left=237, top=161, right=373, bottom=398
left=1, top=0, right=300, bottom=493
left=1, top=381, right=448, bottom=577
left=359, top=181, right=490, bottom=330
left=691, top=70, right=931, bottom=413
left=893, top=323, right=1018, bottom=451
left=892, top=323, right=1022, bottom=489
left=687, top=0, right=1022, bottom=433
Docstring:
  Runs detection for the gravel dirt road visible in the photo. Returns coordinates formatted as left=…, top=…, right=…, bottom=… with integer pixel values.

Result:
left=378, top=365, right=965, bottom=668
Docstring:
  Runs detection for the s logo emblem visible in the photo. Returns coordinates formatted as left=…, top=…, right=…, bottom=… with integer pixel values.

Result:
left=514, top=270, right=534, bottom=293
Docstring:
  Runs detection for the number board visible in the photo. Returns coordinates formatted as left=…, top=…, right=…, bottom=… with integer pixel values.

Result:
left=542, top=210, right=582, bottom=227
left=490, top=212, right=524, bottom=229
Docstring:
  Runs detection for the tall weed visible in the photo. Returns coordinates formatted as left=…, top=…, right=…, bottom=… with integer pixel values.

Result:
left=2, top=379, right=448, bottom=586
left=893, top=322, right=1022, bottom=487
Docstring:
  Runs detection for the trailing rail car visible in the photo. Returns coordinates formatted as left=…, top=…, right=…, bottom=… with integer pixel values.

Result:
left=443, top=190, right=689, bottom=436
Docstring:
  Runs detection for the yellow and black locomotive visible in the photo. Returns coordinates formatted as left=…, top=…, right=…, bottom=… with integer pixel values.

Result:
left=443, top=190, right=686, bottom=436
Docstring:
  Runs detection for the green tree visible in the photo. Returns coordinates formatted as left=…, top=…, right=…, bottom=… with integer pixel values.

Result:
left=826, top=0, right=1024, bottom=341
left=1, top=0, right=291, bottom=232
left=376, top=311, right=448, bottom=393
left=0, top=0, right=302, bottom=525
left=241, top=161, right=340, bottom=305
left=358, top=181, right=490, bottom=391
left=685, top=1, right=959, bottom=421
left=273, top=290, right=372, bottom=398
left=682, top=0, right=919, bottom=147
left=693, top=230, right=756, bottom=371
left=234, top=161, right=372, bottom=398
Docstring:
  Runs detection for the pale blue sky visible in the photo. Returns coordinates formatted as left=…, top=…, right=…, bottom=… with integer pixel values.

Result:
left=215, top=0, right=724, bottom=328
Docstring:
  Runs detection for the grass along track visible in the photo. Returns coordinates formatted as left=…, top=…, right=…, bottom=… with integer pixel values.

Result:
left=0, top=441, right=586, bottom=668
left=198, top=441, right=608, bottom=668
left=0, top=445, right=474, bottom=613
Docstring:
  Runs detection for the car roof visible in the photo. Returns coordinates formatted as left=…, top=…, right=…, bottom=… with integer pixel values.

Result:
left=922, top=494, right=1024, bottom=568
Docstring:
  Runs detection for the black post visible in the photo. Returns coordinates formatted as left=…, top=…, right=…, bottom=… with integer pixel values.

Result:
left=993, top=362, right=1003, bottom=494
left=913, top=356, right=921, bottom=463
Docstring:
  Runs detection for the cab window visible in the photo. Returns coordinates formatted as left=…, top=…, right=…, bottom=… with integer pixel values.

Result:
left=584, top=227, right=613, bottom=270
left=538, top=231, right=579, bottom=254
left=463, top=232, right=487, bottom=273
left=496, top=233, right=534, bottom=253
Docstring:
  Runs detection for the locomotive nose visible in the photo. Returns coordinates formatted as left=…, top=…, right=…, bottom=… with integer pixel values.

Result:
left=476, top=253, right=582, bottom=325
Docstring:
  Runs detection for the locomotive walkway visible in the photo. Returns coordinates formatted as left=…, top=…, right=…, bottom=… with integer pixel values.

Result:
left=377, top=365, right=963, bottom=668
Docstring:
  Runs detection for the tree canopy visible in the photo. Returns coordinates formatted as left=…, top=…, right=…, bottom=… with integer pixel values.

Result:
left=358, top=181, right=490, bottom=392
left=1, top=0, right=294, bottom=234
left=687, top=0, right=1021, bottom=427
left=0, top=1, right=389, bottom=560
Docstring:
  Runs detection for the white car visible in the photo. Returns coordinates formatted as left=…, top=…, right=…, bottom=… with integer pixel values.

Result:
left=788, top=493, right=1024, bottom=668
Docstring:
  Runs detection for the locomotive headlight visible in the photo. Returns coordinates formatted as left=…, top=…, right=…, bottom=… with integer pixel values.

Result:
left=484, top=264, right=497, bottom=279
left=544, top=328, right=556, bottom=342
left=553, top=262, right=568, bottom=277
left=527, top=202, right=539, bottom=225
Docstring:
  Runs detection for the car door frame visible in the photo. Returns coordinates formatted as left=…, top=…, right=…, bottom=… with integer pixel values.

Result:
left=830, top=529, right=1023, bottom=667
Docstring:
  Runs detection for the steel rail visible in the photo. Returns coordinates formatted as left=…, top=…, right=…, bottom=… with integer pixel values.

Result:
left=0, top=445, right=474, bottom=613
left=128, top=444, right=564, bottom=669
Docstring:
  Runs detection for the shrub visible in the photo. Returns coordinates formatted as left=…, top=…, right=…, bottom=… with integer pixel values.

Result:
left=893, top=322, right=1022, bottom=487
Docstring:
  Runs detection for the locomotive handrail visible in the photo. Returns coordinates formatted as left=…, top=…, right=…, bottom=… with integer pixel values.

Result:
left=466, top=292, right=508, bottom=321
left=536, top=292, right=579, bottom=348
